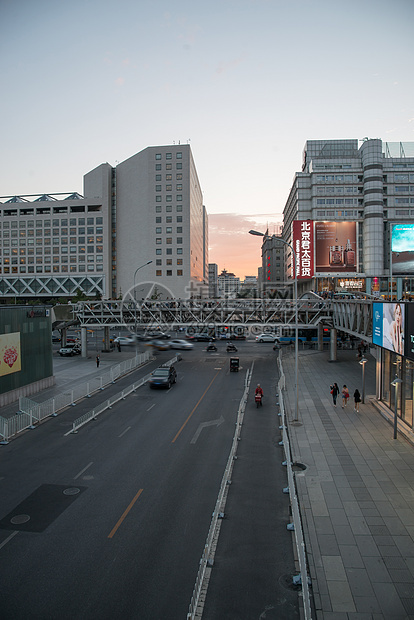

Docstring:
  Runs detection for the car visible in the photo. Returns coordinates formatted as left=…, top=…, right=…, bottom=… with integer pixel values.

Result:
left=169, top=339, right=194, bottom=350
left=113, top=336, right=136, bottom=345
left=148, top=365, right=177, bottom=388
left=146, top=339, right=171, bottom=351
left=58, top=344, right=81, bottom=356
left=52, top=335, right=61, bottom=343
left=146, top=331, right=171, bottom=340
left=193, top=334, right=215, bottom=342
left=255, top=333, right=278, bottom=343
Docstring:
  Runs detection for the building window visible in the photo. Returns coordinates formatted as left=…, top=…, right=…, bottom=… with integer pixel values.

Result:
left=155, top=154, right=162, bottom=160
left=156, top=249, right=162, bottom=255
left=177, top=216, right=182, bottom=222
left=176, top=184, right=182, bottom=191
left=177, top=248, right=183, bottom=254
left=177, top=227, right=182, bottom=233
left=156, top=270, right=162, bottom=276
left=166, top=205, right=172, bottom=212
left=176, top=152, right=182, bottom=159
left=176, top=173, right=182, bottom=180
left=166, top=153, right=172, bottom=159
left=166, top=270, right=172, bottom=276
left=166, top=163, right=172, bottom=170
left=156, top=164, right=161, bottom=170
left=166, top=227, right=172, bottom=233
left=176, top=195, right=182, bottom=201
left=156, top=197, right=162, bottom=203
left=166, top=185, right=172, bottom=191
left=166, top=258, right=172, bottom=265
left=166, top=248, right=172, bottom=255
left=156, top=185, right=162, bottom=192
left=166, top=237, right=172, bottom=244
left=177, top=259, right=183, bottom=265
left=166, top=195, right=172, bottom=202
left=156, top=259, right=162, bottom=265
left=156, top=238, right=162, bottom=244
left=166, top=174, right=172, bottom=180
left=176, top=163, right=182, bottom=169
left=156, top=227, right=162, bottom=234
left=176, top=205, right=182, bottom=212
left=156, top=217, right=161, bottom=223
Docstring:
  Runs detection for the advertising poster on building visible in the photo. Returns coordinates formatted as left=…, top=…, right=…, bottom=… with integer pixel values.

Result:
left=405, top=303, right=414, bottom=361
left=315, top=221, right=357, bottom=273
left=0, top=332, right=22, bottom=377
left=292, top=220, right=314, bottom=279
left=372, top=302, right=405, bottom=356
left=391, top=223, right=414, bottom=275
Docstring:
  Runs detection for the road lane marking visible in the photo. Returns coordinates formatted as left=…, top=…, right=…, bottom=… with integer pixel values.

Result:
left=191, top=415, right=225, bottom=444
left=108, top=489, right=143, bottom=539
left=118, top=426, right=131, bottom=438
left=0, top=530, right=19, bottom=550
left=74, top=462, right=93, bottom=480
left=171, top=371, right=221, bottom=444
left=147, top=404, right=155, bottom=411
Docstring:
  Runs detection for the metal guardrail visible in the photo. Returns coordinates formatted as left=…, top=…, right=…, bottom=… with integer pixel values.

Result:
left=0, top=352, right=152, bottom=444
left=187, top=365, right=253, bottom=620
left=66, top=356, right=181, bottom=435
left=277, top=350, right=312, bottom=619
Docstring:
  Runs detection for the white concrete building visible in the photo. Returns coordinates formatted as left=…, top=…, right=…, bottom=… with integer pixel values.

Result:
left=0, top=144, right=208, bottom=301
left=282, top=139, right=414, bottom=297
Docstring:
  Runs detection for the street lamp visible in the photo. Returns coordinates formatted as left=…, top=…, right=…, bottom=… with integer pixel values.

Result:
left=391, top=374, right=403, bottom=440
left=359, top=356, right=367, bottom=404
left=249, top=230, right=299, bottom=422
left=133, top=261, right=153, bottom=300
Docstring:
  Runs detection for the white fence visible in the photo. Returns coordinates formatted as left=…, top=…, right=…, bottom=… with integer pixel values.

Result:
left=187, top=365, right=253, bottom=620
left=0, top=351, right=151, bottom=444
left=277, top=351, right=312, bottom=619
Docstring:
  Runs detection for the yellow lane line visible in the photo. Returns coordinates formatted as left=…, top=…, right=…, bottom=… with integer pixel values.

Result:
left=108, top=488, right=144, bottom=538
left=171, top=370, right=221, bottom=443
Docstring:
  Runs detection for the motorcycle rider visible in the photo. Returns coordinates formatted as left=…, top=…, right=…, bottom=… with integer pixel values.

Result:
left=255, top=384, right=264, bottom=406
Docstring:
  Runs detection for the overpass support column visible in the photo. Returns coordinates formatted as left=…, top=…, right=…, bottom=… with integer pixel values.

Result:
left=103, top=326, right=111, bottom=352
left=81, top=327, right=88, bottom=358
left=318, top=323, right=324, bottom=351
left=61, top=328, right=67, bottom=347
left=330, top=328, right=337, bottom=362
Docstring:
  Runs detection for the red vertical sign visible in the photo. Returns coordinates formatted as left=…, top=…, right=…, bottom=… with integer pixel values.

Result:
left=292, top=220, right=314, bottom=279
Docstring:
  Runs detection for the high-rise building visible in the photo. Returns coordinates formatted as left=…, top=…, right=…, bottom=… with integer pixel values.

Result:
left=0, top=144, right=208, bottom=301
left=282, top=139, right=414, bottom=297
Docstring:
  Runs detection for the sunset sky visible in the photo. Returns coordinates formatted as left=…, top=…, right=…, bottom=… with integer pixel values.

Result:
left=1, top=0, right=413, bottom=279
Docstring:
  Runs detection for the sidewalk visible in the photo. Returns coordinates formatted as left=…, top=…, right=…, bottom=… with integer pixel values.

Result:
left=0, top=347, right=140, bottom=419
left=282, top=348, right=414, bottom=619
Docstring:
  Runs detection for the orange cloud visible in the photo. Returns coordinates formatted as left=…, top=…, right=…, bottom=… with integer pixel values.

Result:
left=208, top=213, right=282, bottom=279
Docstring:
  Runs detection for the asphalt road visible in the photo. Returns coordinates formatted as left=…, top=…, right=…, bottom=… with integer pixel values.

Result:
left=0, top=341, right=299, bottom=619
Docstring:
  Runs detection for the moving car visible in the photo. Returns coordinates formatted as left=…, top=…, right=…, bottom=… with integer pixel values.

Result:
left=255, top=334, right=278, bottom=343
left=58, top=343, right=81, bottom=357
left=148, top=365, right=177, bottom=389
left=113, top=336, right=136, bottom=345
left=147, top=339, right=171, bottom=351
left=169, top=339, right=194, bottom=350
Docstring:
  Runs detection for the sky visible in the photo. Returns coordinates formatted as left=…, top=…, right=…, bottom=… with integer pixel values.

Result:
left=1, top=0, right=414, bottom=278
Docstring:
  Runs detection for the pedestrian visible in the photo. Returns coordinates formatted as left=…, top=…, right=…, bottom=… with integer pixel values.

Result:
left=330, top=382, right=339, bottom=407
left=117, top=341, right=121, bottom=352
left=341, top=384, right=349, bottom=408
left=354, top=388, right=361, bottom=412
left=96, top=355, right=100, bottom=368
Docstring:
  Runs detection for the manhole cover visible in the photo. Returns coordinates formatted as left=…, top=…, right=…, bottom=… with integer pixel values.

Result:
left=11, top=514, right=30, bottom=525
left=63, top=487, right=81, bottom=496
left=292, top=462, right=307, bottom=472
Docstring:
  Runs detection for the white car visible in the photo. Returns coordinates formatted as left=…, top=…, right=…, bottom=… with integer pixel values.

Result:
left=113, top=336, right=136, bottom=345
left=255, top=333, right=278, bottom=343
left=169, top=339, right=194, bottom=350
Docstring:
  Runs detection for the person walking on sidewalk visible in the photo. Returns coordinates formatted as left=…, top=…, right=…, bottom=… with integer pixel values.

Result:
left=96, top=355, right=100, bottom=368
left=341, top=384, right=349, bottom=408
left=354, top=388, right=361, bottom=412
left=330, top=382, right=339, bottom=407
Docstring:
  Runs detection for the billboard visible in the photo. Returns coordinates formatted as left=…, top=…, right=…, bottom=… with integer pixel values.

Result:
left=292, top=220, right=314, bottom=279
left=372, top=302, right=405, bottom=356
left=315, top=221, right=357, bottom=273
left=0, top=332, right=21, bottom=377
left=405, top=304, right=414, bottom=361
left=391, top=223, right=414, bottom=275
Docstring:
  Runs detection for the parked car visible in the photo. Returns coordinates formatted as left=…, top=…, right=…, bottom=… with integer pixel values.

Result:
left=58, top=344, right=81, bottom=356
left=148, top=365, right=177, bottom=388
left=169, top=339, right=194, bottom=350
left=255, top=333, right=278, bottom=343
left=113, top=336, right=136, bottom=345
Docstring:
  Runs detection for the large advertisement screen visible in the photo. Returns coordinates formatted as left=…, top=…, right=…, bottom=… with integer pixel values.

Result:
left=292, top=220, right=314, bottom=279
left=405, top=304, right=414, bottom=361
left=315, top=221, right=357, bottom=273
left=373, top=302, right=405, bottom=356
left=391, top=223, right=414, bottom=275
left=0, top=332, right=22, bottom=377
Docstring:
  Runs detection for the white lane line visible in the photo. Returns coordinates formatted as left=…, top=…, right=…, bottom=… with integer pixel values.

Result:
left=0, top=530, right=19, bottom=550
left=147, top=404, right=155, bottom=411
left=118, top=426, right=131, bottom=438
left=74, top=462, right=93, bottom=480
